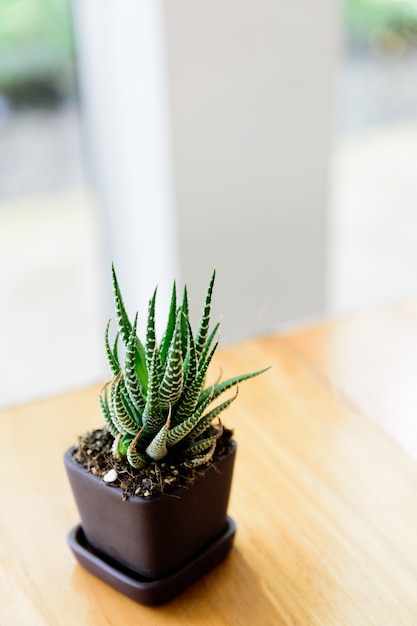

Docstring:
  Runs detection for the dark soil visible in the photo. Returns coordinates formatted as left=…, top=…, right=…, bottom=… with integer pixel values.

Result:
left=71, top=427, right=234, bottom=499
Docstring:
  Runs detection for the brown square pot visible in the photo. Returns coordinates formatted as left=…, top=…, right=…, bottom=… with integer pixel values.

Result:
left=64, top=440, right=236, bottom=579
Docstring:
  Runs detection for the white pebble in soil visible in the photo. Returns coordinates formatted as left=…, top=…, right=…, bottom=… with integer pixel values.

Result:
left=103, top=468, right=118, bottom=483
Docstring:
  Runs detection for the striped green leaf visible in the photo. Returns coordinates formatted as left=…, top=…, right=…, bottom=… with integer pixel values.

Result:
left=146, top=287, right=158, bottom=372
left=111, top=264, right=148, bottom=390
left=199, top=319, right=220, bottom=366
left=104, top=319, right=120, bottom=377
left=124, top=313, right=146, bottom=413
left=181, top=439, right=217, bottom=469
left=159, top=280, right=176, bottom=367
left=111, top=264, right=132, bottom=344
left=195, top=268, right=216, bottom=359
left=111, top=375, right=140, bottom=436
left=183, top=433, right=218, bottom=458
left=121, top=386, right=143, bottom=429
left=180, top=284, right=189, bottom=358
left=108, top=376, right=125, bottom=433
left=127, top=430, right=149, bottom=469
left=189, top=389, right=238, bottom=440
left=141, top=348, right=163, bottom=433
left=145, top=410, right=171, bottom=460
left=98, top=386, right=119, bottom=438
left=198, top=367, right=270, bottom=408
left=182, top=316, right=198, bottom=394
left=159, top=312, right=183, bottom=410
left=166, top=388, right=214, bottom=448
left=173, top=337, right=219, bottom=424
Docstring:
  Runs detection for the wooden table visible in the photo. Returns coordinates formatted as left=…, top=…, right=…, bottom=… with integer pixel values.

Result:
left=3, top=302, right=417, bottom=625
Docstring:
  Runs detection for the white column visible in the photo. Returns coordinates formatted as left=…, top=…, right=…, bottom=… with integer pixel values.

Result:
left=72, top=0, right=179, bottom=334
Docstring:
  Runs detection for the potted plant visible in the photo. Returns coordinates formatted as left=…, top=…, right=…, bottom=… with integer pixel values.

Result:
left=64, top=266, right=267, bottom=605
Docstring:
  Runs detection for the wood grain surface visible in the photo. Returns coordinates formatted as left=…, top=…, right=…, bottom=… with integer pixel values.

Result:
left=283, top=300, right=417, bottom=457
left=2, top=310, right=417, bottom=625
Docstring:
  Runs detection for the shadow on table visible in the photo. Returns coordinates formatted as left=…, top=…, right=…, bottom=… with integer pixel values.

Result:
left=71, top=545, right=281, bottom=624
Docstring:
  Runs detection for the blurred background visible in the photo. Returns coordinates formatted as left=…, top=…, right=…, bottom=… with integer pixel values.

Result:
left=1, top=0, right=417, bottom=407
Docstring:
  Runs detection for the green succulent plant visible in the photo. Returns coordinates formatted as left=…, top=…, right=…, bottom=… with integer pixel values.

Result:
left=98, top=266, right=267, bottom=470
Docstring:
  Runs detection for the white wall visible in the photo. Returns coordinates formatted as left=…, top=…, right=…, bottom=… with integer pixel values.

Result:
left=73, top=0, right=340, bottom=340
left=164, top=0, right=340, bottom=339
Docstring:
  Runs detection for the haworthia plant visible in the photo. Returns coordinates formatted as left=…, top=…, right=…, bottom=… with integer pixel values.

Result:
left=99, top=266, right=268, bottom=469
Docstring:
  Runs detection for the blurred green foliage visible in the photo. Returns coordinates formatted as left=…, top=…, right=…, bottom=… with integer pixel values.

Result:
left=1, top=0, right=417, bottom=105
left=345, top=0, right=417, bottom=52
left=0, top=0, right=75, bottom=104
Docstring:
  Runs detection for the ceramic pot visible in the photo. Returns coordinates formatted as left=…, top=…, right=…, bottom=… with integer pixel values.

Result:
left=64, top=440, right=236, bottom=580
